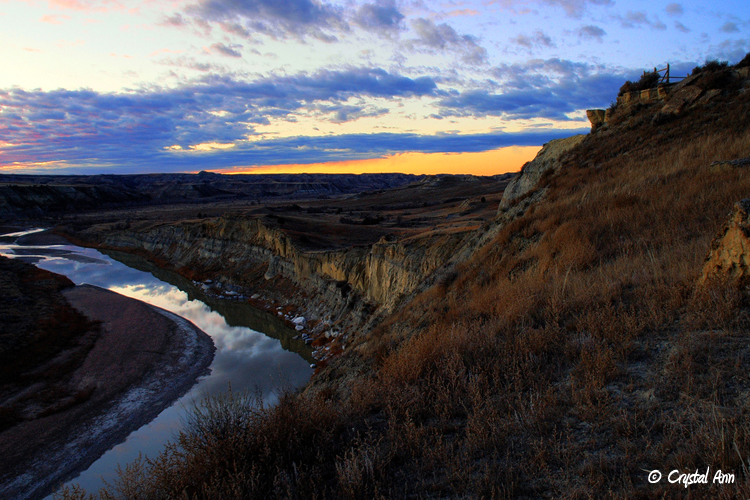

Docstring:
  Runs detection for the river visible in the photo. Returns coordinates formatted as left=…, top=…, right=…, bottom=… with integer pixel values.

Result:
left=0, top=229, right=313, bottom=498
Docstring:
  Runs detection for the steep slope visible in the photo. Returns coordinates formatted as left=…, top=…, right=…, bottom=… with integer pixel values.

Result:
left=498, top=134, right=585, bottom=210
left=58, top=58, right=750, bottom=499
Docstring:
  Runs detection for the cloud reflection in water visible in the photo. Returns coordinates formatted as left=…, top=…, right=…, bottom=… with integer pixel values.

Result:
left=0, top=236, right=311, bottom=495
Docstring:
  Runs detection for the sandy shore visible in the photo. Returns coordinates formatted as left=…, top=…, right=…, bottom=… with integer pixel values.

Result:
left=0, top=285, right=215, bottom=500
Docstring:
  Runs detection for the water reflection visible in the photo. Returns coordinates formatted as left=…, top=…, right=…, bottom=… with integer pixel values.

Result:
left=0, top=230, right=313, bottom=496
left=104, top=250, right=313, bottom=362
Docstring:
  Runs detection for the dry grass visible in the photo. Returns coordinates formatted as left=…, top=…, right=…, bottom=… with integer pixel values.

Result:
left=57, top=62, right=750, bottom=499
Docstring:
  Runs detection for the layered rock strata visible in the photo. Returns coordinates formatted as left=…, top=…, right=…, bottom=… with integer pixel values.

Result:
left=75, top=217, right=469, bottom=347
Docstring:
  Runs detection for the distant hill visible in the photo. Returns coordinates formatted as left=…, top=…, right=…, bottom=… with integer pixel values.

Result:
left=0, top=173, right=424, bottom=219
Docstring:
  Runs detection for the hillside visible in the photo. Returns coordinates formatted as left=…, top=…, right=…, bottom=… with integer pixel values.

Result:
left=57, top=57, right=750, bottom=499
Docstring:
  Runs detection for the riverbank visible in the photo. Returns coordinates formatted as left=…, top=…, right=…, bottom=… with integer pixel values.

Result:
left=0, top=283, right=215, bottom=500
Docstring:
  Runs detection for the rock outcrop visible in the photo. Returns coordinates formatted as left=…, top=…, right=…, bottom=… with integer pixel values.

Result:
left=586, top=109, right=607, bottom=132
left=499, top=134, right=585, bottom=211
left=659, top=85, right=704, bottom=116
left=614, top=64, right=749, bottom=124
left=701, top=199, right=750, bottom=284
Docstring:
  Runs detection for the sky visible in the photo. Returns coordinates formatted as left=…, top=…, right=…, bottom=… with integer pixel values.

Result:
left=0, top=0, right=748, bottom=175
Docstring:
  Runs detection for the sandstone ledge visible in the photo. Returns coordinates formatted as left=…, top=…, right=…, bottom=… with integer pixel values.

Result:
left=701, top=199, right=750, bottom=284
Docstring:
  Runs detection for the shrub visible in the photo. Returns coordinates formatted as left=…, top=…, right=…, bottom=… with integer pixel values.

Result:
left=618, top=71, right=660, bottom=96
left=693, top=59, right=729, bottom=74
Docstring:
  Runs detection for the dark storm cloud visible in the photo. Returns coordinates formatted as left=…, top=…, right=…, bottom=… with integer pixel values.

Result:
left=408, top=18, right=488, bottom=65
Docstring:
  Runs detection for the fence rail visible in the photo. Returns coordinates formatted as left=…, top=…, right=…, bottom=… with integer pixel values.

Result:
left=648, top=64, right=686, bottom=84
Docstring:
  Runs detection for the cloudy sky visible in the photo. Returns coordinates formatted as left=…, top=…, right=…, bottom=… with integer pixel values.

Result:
left=1, top=0, right=748, bottom=175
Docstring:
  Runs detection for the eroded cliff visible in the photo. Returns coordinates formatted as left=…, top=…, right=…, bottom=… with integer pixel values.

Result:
left=72, top=214, right=473, bottom=355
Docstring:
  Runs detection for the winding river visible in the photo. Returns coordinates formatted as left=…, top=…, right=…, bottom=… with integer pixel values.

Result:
left=0, top=229, right=313, bottom=497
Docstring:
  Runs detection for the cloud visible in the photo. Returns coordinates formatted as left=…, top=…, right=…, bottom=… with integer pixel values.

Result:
left=353, top=1, right=404, bottom=33
left=184, top=0, right=346, bottom=41
left=547, top=0, right=613, bottom=17
left=47, top=0, right=122, bottom=12
left=511, top=31, right=555, bottom=49
left=218, top=21, right=254, bottom=39
left=616, top=11, right=667, bottom=30
left=445, top=9, right=480, bottom=17
left=674, top=21, right=689, bottom=33
left=578, top=25, right=606, bottom=41
left=720, top=22, right=740, bottom=34
left=161, top=13, right=189, bottom=27
left=1, top=128, right=584, bottom=174
left=0, top=61, right=603, bottom=174
left=0, top=67, right=443, bottom=172
left=486, top=0, right=613, bottom=19
left=665, top=3, right=683, bottom=16
left=40, top=14, right=71, bottom=24
left=314, top=104, right=390, bottom=123
left=158, top=55, right=226, bottom=72
left=437, top=58, right=628, bottom=120
left=708, top=38, right=750, bottom=64
left=408, top=18, right=488, bottom=64
left=210, top=42, right=243, bottom=57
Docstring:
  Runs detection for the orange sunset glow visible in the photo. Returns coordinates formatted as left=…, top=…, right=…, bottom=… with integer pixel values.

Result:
left=218, top=146, right=541, bottom=176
